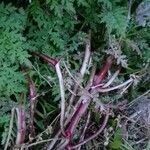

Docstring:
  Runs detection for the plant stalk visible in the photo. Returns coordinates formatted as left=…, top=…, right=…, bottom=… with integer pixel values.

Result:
left=15, top=106, right=26, bottom=145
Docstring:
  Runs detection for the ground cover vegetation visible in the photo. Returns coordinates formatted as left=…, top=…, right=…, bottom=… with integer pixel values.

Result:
left=0, top=0, right=150, bottom=149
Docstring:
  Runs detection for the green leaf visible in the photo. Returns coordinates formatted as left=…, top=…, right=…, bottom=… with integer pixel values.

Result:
left=98, top=0, right=112, bottom=9
left=0, top=115, right=9, bottom=125
left=110, top=128, right=122, bottom=149
left=100, top=7, right=128, bottom=36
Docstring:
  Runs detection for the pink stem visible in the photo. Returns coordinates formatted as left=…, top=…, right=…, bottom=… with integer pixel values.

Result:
left=57, top=99, right=91, bottom=150
left=15, top=106, right=26, bottom=145
left=28, top=76, right=36, bottom=138
left=65, top=99, right=91, bottom=138
left=60, top=56, right=113, bottom=148
left=69, top=112, right=109, bottom=149
left=93, top=56, right=114, bottom=86
left=31, top=52, right=66, bottom=135
left=29, top=77, right=36, bottom=101
left=97, top=78, right=133, bottom=93
left=34, top=54, right=113, bottom=149
left=31, top=51, right=58, bottom=67
left=78, top=111, right=91, bottom=150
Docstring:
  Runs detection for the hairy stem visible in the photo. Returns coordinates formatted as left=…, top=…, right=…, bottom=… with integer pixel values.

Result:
left=31, top=52, right=66, bottom=135
left=97, top=78, right=133, bottom=93
left=58, top=55, right=112, bottom=148
left=80, top=31, right=91, bottom=76
left=78, top=111, right=91, bottom=150
left=31, top=51, right=58, bottom=67
left=102, top=69, right=121, bottom=88
left=15, top=106, right=26, bottom=145
left=65, top=98, right=91, bottom=138
left=55, top=62, right=66, bottom=135
left=57, top=67, right=96, bottom=149
left=48, top=55, right=113, bottom=149
left=70, top=112, right=109, bottom=149
left=21, top=138, right=62, bottom=149
left=63, top=61, right=83, bottom=89
left=68, top=32, right=91, bottom=112
left=93, top=56, right=114, bottom=86
left=28, top=76, right=36, bottom=138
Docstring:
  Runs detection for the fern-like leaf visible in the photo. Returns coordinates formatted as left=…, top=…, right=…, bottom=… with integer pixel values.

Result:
left=100, top=7, right=128, bottom=36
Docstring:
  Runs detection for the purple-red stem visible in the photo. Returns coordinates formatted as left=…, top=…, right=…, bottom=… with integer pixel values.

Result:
left=29, top=77, right=36, bottom=100
left=31, top=51, right=58, bottom=67
left=28, top=76, right=36, bottom=138
left=65, top=99, right=90, bottom=138
left=69, top=112, right=110, bottom=149
left=16, top=106, right=26, bottom=145
left=31, top=52, right=112, bottom=149
left=31, top=52, right=66, bottom=135
left=62, top=56, right=113, bottom=148
left=78, top=111, right=91, bottom=150
left=93, top=55, right=114, bottom=86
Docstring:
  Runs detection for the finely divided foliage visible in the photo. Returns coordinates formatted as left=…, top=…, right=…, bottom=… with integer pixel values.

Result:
left=0, top=3, right=30, bottom=96
left=0, top=0, right=149, bottom=149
